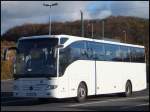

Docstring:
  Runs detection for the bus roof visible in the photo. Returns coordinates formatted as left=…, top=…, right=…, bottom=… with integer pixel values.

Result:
left=19, top=34, right=144, bottom=48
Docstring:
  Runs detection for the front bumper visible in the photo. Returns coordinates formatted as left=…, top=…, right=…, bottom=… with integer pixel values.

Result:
left=13, top=90, right=58, bottom=98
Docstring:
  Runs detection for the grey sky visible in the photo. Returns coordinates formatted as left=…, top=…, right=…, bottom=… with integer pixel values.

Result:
left=1, top=1, right=149, bottom=35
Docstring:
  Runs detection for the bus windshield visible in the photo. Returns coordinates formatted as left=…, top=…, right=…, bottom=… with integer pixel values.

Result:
left=15, top=38, right=58, bottom=78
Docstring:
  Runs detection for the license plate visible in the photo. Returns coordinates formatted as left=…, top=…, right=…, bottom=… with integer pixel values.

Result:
left=26, top=93, right=36, bottom=96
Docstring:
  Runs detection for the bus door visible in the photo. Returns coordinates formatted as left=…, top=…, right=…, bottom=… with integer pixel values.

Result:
left=92, top=42, right=108, bottom=95
left=87, top=42, right=97, bottom=95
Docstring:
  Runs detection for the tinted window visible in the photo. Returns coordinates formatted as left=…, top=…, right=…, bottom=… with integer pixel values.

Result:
left=16, top=38, right=58, bottom=78
left=136, top=48, right=145, bottom=63
left=104, top=44, right=121, bottom=61
left=115, top=45, right=122, bottom=61
left=60, top=38, right=68, bottom=44
left=59, top=41, right=145, bottom=76
left=86, top=42, right=94, bottom=60
left=59, top=41, right=87, bottom=76
left=87, top=42, right=105, bottom=60
left=130, top=47, right=145, bottom=63
left=130, top=47, right=137, bottom=62
left=120, top=46, right=131, bottom=62
left=70, top=41, right=87, bottom=61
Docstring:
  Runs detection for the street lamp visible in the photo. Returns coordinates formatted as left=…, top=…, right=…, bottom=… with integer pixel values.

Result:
left=43, top=3, right=58, bottom=35
left=91, top=23, right=93, bottom=38
left=87, top=21, right=94, bottom=38
left=123, top=30, right=126, bottom=43
left=80, top=10, right=84, bottom=37
left=102, top=20, right=104, bottom=39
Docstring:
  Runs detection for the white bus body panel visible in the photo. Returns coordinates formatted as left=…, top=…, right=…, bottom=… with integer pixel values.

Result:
left=96, top=61, right=147, bottom=94
left=64, top=60, right=146, bottom=97
left=64, top=60, right=95, bottom=97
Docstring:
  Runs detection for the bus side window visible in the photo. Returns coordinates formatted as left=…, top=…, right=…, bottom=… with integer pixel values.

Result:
left=86, top=42, right=94, bottom=60
left=140, top=48, right=145, bottom=63
left=127, top=47, right=131, bottom=62
left=130, top=47, right=137, bottom=62
left=135, top=48, right=145, bottom=63
left=59, top=41, right=88, bottom=76
left=104, top=44, right=112, bottom=61
left=104, top=44, right=120, bottom=61
left=114, top=45, right=122, bottom=61
left=120, top=46, right=131, bottom=62
left=70, top=41, right=87, bottom=60
left=92, top=43, right=105, bottom=61
left=59, top=47, right=71, bottom=76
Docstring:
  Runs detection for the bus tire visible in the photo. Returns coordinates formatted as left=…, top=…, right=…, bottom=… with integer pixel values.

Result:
left=76, top=82, right=87, bottom=102
left=124, top=81, right=132, bottom=97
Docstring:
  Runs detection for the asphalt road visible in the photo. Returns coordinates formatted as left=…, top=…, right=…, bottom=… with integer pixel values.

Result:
left=1, top=80, right=149, bottom=111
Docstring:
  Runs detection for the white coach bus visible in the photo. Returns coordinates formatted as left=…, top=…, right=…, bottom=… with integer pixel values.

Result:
left=4, top=35, right=147, bottom=102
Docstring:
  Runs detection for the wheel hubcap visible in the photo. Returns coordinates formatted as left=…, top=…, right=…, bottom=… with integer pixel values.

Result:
left=127, top=86, right=130, bottom=94
left=79, top=88, right=85, bottom=97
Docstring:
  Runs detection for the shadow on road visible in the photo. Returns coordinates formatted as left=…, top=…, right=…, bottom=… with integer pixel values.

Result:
left=2, top=94, right=124, bottom=106
left=2, top=85, right=149, bottom=107
left=68, top=105, right=149, bottom=111
left=2, top=97, right=76, bottom=106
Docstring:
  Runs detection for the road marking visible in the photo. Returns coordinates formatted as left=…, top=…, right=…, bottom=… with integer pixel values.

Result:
left=135, top=103, right=149, bottom=107
left=121, top=103, right=149, bottom=109
left=68, top=96, right=149, bottom=107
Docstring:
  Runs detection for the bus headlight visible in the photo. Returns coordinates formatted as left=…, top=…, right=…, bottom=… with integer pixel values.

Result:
left=46, top=85, right=58, bottom=90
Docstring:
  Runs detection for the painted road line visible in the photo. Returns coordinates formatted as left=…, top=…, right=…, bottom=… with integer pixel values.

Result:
left=135, top=103, right=149, bottom=107
left=68, top=96, right=149, bottom=107
left=121, top=103, right=149, bottom=109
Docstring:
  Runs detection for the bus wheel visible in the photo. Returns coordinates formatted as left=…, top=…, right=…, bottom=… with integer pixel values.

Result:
left=76, top=82, right=87, bottom=102
left=124, top=81, right=132, bottom=97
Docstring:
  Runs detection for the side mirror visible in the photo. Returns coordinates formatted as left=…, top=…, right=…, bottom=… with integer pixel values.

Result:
left=54, top=45, right=64, bottom=58
left=3, top=47, right=17, bottom=61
